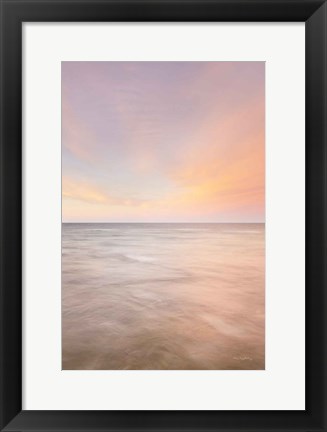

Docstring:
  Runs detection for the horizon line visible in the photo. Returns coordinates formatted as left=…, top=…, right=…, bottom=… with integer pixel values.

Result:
left=62, top=221, right=265, bottom=224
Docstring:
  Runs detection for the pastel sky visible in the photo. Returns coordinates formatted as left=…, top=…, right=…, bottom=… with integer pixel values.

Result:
left=62, top=62, right=265, bottom=223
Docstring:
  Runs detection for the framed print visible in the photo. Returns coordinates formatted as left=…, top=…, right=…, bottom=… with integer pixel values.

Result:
left=0, top=0, right=326, bottom=431
left=24, top=22, right=305, bottom=411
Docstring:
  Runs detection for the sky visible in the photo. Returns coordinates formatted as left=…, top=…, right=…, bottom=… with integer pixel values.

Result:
left=62, top=62, right=265, bottom=223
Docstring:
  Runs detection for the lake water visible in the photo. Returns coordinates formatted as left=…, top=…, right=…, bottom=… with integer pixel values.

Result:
left=62, top=223, right=265, bottom=370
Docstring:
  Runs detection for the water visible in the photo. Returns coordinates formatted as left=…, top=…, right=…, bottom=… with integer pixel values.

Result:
left=62, top=223, right=265, bottom=370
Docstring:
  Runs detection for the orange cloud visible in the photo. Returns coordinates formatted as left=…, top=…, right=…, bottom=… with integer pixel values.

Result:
left=62, top=176, right=151, bottom=209
left=63, top=176, right=110, bottom=204
left=161, top=98, right=264, bottom=217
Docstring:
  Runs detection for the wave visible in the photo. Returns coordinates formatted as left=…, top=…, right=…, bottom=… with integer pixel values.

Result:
left=222, top=230, right=262, bottom=234
left=124, top=254, right=156, bottom=263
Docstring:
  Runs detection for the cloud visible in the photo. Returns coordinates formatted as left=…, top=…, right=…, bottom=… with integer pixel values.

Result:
left=62, top=176, right=150, bottom=207
left=63, top=176, right=110, bottom=204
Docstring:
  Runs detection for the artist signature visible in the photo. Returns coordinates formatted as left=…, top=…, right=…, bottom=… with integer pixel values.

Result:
left=233, top=356, right=253, bottom=361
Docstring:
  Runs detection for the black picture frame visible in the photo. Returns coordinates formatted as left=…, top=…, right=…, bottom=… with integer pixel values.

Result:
left=0, top=0, right=326, bottom=431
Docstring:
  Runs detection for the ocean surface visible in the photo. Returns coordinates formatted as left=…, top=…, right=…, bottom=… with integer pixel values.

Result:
left=62, top=223, right=265, bottom=370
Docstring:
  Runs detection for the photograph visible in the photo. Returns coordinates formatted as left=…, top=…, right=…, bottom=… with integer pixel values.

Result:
left=62, top=61, right=265, bottom=370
